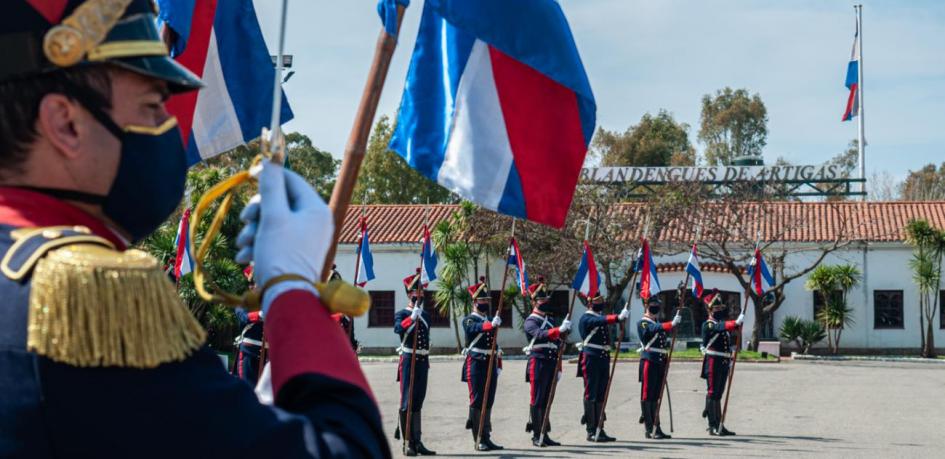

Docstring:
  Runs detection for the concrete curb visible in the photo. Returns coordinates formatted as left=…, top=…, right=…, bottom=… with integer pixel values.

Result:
left=791, top=352, right=945, bottom=364
left=359, top=355, right=780, bottom=364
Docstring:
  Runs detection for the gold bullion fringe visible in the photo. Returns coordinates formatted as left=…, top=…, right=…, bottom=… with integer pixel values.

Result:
left=27, top=247, right=206, bottom=368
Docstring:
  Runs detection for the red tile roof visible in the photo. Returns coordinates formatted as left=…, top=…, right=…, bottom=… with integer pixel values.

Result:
left=340, top=202, right=945, bottom=244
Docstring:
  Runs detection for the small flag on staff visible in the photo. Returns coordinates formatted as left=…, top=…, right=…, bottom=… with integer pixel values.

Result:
left=571, top=241, right=600, bottom=299
left=172, top=209, right=194, bottom=280
left=508, top=238, right=529, bottom=295
left=747, top=249, right=775, bottom=296
left=157, top=0, right=294, bottom=165
left=357, top=219, right=376, bottom=287
left=686, top=244, right=704, bottom=298
left=841, top=19, right=861, bottom=122
left=420, top=225, right=438, bottom=283
left=639, top=239, right=661, bottom=300
left=389, top=0, right=596, bottom=228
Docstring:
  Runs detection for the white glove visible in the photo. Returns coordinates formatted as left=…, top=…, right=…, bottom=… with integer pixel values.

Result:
left=254, top=362, right=274, bottom=405
left=671, top=312, right=682, bottom=327
left=618, top=307, right=630, bottom=321
left=559, top=318, right=572, bottom=333
left=491, top=315, right=502, bottom=327
left=496, top=367, right=503, bottom=377
left=411, top=306, right=422, bottom=321
left=556, top=371, right=562, bottom=382
left=735, top=313, right=745, bottom=326
left=235, top=161, right=332, bottom=314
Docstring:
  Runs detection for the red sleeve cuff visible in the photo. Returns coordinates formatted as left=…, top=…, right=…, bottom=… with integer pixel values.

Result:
left=606, top=314, right=618, bottom=324
left=662, top=322, right=674, bottom=331
left=400, top=317, right=413, bottom=329
left=548, top=327, right=561, bottom=340
left=265, top=290, right=374, bottom=400
left=331, top=313, right=343, bottom=323
left=482, top=322, right=493, bottom=331
left=725, top=321, right=737, bottom=331
left=248, top=311, right=261, bottom=322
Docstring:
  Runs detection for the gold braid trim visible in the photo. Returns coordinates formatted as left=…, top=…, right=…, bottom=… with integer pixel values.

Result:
left=27, top=245, right=206, bottom=368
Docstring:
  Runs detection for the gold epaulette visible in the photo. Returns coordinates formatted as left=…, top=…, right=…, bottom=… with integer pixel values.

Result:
left=25, top=241, right=206, bottom=369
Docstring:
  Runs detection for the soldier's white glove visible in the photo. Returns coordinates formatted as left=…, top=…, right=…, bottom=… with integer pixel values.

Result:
left=671, top=311, right=682, bottom=327
left=235, top=161, right=332, bottom=314
left=411, top=306, right=422, bottom=321
left=735, top=313, right=745, bottom=326
left=557, top=371, right=562, bottom=382
left=618, top=307, right=630, bottom=321
left=496, top=367, right=502, bottom=377
left=558, top=318, right=572, bottom=334
left=491, top=316, right=502, bottom=327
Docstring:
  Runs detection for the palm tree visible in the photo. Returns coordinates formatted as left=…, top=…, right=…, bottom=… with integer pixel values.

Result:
left=805, top=265, right=837, bottom=353
left=905, top=219, right=945, bottom=358
left=432, top=219, right=472, bottom=351
left=805, top=264, right=860, bottom=353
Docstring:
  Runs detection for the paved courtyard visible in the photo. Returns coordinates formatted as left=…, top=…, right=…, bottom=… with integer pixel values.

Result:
left=362, top=358, right=945, bottom=458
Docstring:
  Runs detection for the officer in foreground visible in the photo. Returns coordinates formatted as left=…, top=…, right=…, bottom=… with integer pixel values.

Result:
left=701, top=289, right=744, bottom=436
left=393, top=271, right=435, bottom=456
left=636, top=296, right=681, bottom=440
left=0, top=1, right=387, bottom=457
left=461, top=278, right=504, bottom=451
left=577, top=293, right=629, bottom=442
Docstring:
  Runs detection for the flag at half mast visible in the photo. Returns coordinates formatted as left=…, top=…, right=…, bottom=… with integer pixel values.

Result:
left=389, top=0, right=596, bottom=228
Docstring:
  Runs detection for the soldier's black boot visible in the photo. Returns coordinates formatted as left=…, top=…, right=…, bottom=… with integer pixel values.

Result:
left=584, top=400, right=599, bottom=442
left=400, top=410, right=418, bottom=456
left=480, top=409, right=504, bottom=451
left=411, top=411, right=436, bottom=455
left=707, top=399, right=720, bottom=436
left=648, top=401, right=670, bottom=440
left=468, top=407, right=489, bottom=451
left=641, top=401, right=654, bottom=439
left=537, top=407, right=560, bottom=447
left=528, top=405, right=542, bottom=447
left=595, top=402, right=616, bottom=442
left=716, top=401, right=735, bottom=436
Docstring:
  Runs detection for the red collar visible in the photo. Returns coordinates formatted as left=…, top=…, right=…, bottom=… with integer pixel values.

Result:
left=0, top=187, right=126, bottom=249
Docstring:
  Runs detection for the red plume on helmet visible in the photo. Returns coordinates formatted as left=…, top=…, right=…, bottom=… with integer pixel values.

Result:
left=703, top=288, right=722, bottom=308
left=468, top=276, right=489, bottom=300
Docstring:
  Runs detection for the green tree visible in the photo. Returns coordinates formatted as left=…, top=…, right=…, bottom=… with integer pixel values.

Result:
left=139, top=132, right=338, bottom=351
left=593, top=110, right=695, bottom=167
left=698, top=87, right=768, bottom=165
left=904, top=219, right=945, bottom=358
left=900, top=163, right=945, bottom=201
left=354, top=116, right=454, bottom=204
left=805, top=264, right=860, bottom=353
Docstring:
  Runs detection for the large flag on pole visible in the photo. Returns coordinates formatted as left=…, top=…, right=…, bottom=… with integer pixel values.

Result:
left=389, top=0, right=596, bottom=228
left=639, top=239, right=661, bottom=300
left=508, top=238, right=529, bottom=295
left=172, top=209, right=194, bottom=280
left=420, top=225, right=438, bottom=283
left=356, top=219, right=376, bottom=287
left=747, top=248, right=775, bottom=296
left=571, top=241, right=600, bottom=299
left=841, top=20, right=861, bottom=122
left=157, top=0, right=293, bottom=165
left=686, top=244, right=704, bottom=298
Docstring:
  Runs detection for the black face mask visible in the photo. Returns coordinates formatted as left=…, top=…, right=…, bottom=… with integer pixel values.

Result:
left=648, top=306, right=661, bottom=316
left=475, top=302, right=490, bottom=314
left=591, top=302, right=605, bottom=312
left=29, top=90, right=188, bottom=243
left=712, top=311, right=726, bottom=320
left=537, top=301, right=554, bottom=314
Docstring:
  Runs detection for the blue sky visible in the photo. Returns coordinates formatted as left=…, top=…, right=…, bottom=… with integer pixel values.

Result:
left=255, top=0, right=944, bottom=181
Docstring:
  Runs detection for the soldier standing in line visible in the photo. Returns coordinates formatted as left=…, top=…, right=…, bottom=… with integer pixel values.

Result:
left=577, top=293, right=629, bottom=442
left=461, top=277, right=504, bottom=451
left=636, top=296, right=681, bottom=439
left=523, top=276, right=571, bottom=447
left=701, top=288, right=744, bottom=436
left=393, top=270, right=436, bottom=456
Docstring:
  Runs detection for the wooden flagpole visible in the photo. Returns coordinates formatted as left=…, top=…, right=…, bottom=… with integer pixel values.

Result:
left=474, top=219, right=516, bottom=448
left=321, top=5, right=406, bottom=281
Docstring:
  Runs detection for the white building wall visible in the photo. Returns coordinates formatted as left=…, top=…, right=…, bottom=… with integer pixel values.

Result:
left=334, top=241, right=944, bottom=352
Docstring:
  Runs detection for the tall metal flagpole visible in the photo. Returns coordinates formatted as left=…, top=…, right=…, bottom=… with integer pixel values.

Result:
left=856, top=4, right=865, bottom=198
